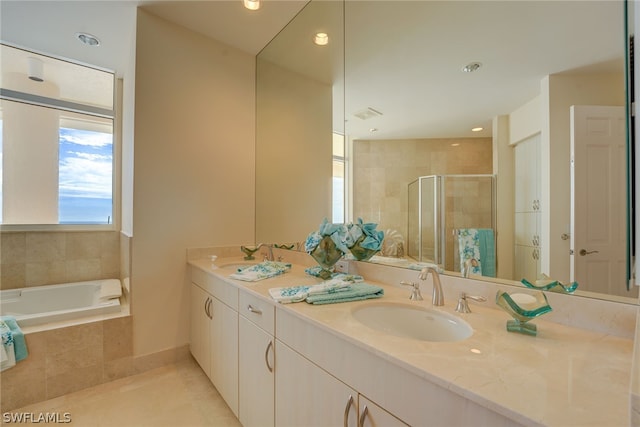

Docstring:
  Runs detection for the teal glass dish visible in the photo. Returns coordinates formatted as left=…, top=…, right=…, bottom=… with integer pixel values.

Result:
left=521, top=278, right=578, bottom=294
left=495, top=290, right=552, bottom=336
left=240, top=245, right=260, bottom=260
left=310, top=236, right=345, bottom=279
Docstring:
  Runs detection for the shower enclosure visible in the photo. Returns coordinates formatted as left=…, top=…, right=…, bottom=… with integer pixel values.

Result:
left=407, top=175, right=496, bottom=274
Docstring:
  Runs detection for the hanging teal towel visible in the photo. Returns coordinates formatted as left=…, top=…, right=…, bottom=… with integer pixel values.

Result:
left=456, top=228, right=496, bottom=278
left=305, top=282, right=384, bottom=305
left=1, top=316, right=28, bottom=362
left=477, top=229, right=496, bottom=278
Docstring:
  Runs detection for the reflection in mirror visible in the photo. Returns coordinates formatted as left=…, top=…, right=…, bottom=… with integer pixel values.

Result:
left=256, top=0, right=637, bottom=303
left=256, top=0, right=344, bottom=244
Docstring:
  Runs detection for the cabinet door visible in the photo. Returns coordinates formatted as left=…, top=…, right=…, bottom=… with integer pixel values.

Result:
left=514, top=134, right=541, bottom=213
left=275, top=341, right=358, bottom=427
left=210, top=297, right=239, bottom=417
left=239, top=315, right=275, bottom=427
left=189, top=283, right=210, bottom=377
left=358, top=396, right=408, bottom=427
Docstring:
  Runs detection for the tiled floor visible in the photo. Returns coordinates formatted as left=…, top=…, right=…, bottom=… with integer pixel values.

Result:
left=3, top=357, right=241, bottom=426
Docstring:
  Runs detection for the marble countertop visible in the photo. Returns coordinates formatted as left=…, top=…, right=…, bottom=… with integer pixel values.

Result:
left=190, top=257, right=634, bottom=426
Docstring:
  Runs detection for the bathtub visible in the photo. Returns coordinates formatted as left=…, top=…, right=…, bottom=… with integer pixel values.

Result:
left=0, top=279, right=122, bottom=327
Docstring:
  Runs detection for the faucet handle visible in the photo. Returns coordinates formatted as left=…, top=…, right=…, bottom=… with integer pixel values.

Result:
left=400, top=281, right=423, bottom=301
left=455, top=292, right=487, bottom=313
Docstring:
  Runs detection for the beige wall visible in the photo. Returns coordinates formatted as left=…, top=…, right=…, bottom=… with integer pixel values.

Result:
left=255, top=59, right=333, bottom=244
left=352, top=137, right=493, bottom=244
left=132, top=11, right=255, bottom=357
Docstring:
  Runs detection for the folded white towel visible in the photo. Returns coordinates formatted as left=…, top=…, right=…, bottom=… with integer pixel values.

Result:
left=99, top=280, right=122, bottom=300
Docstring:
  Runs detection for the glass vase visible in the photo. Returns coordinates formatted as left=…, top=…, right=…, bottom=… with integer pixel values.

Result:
left=310, top=236, right=344, bottom=279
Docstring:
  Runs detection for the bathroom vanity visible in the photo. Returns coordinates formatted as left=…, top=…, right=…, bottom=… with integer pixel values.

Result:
left=188, top=256, right=635, bottom=426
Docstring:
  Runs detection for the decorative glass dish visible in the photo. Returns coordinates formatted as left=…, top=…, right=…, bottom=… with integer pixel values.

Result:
left=521, top=277, right=578, bottom=294
left=495, top=290, right=552, bottom=336
left=240, top=245, right=261, bottom=260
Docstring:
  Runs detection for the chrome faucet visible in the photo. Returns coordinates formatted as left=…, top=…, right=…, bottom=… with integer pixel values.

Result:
left=261, top=243, right=274, bottom=261
left=399, top=281, right=423, bottom=301
left=463, top=258, right=479, bottom=278
left=418, top=267, right=444, bottom=306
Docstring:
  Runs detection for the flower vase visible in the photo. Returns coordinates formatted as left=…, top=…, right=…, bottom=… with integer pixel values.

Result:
left=310, top=236, right=344, bottom=279
left=348, top=235, right=379, bottom=261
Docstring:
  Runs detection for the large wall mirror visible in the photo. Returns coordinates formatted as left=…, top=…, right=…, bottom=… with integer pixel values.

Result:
left=256, top=0, right=637, bottom=304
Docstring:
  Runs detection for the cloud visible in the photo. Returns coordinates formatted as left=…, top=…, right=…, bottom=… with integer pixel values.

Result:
left=59, top=128, right=112, bottom=148
left=59, top=129, right=113, bottom=199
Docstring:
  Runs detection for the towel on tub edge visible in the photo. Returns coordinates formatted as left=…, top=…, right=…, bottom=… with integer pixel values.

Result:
left=1, top=316, right=28, bottom=371
left=99, top=280, right=122, bottom=300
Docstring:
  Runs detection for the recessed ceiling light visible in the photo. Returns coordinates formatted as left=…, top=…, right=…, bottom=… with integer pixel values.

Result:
left=243, top=0, right=260, bottom=10
left=76, top=32, right=100, bottom=47
left=462, top=62, right=482, bottom=73
left=314, top=32, right=329, bottom=46
left=471, top=127, right=484, bottom=132
left=369, top=128, right=378, bottom=133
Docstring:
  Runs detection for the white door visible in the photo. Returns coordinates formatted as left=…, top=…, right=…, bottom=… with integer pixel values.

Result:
left=570, top=105, right=628, bottom=296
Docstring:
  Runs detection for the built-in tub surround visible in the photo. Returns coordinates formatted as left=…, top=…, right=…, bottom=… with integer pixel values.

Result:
left=190, top=254, right=635, bottom=426
left=1, top=231, right=121, bottom=290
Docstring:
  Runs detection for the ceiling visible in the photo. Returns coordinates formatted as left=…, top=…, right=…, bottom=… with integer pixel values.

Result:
left=0, top=1, right=627, bottom=140
left=0, top=0, right=307, bottom=76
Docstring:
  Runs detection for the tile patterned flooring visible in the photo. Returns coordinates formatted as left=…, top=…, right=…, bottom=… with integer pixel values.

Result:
left=2, top=357, right=241, bottom=426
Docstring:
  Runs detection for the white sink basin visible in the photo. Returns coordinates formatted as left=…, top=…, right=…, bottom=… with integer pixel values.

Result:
left=218, top=262, right=258, bottom=270
left=351, top=302, right=473, bottom=342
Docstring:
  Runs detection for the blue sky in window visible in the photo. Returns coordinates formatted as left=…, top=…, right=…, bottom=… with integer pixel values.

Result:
left=59, top=127, right=112, bottom=199
left=59, top=127, right=113, bottom=223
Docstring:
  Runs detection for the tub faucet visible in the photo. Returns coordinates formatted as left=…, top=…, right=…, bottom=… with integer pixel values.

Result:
left=418, top=267, right=444, bottom=306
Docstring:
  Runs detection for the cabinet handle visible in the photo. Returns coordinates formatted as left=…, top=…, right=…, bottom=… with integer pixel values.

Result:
left=203, top=297, right=209, bottom=317
left=358, top=405, right=368, bottom=427
left=247, top=304, right=262, bottom=315
left=343, top=395, right=354, bottom=427
left=207, top=298, right=213, bottom=319
left=265, top=340, right=274, bottom=373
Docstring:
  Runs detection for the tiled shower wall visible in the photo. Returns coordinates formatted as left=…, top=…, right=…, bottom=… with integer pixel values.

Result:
left=353, top=137, right=493, bottom=245
left=0, top=231, right=121, bottom=290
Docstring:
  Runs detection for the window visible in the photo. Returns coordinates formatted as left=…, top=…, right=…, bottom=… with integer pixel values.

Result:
left=332, top=132, right=345, bottom=223
left=0, top=44, right=115, bottom=226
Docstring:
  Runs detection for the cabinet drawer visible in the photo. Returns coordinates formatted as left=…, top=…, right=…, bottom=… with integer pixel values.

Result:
left=239, top=290, right=275, bottom=335
left=191, top=267, right=238, bottom=310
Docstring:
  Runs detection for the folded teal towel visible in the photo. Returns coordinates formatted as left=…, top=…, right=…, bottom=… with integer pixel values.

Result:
left=305, top=282, right=384, bottom=305
left=1, top=316, right=27, bottom=362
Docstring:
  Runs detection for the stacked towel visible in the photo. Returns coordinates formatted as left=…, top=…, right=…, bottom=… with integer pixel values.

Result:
left=305, top=282, right=384, bottom=305
left=99, top=280, right=122, bottom=300
left=1, top=316, right=28, bottom=372
left=269, top=280, right=383, bottom=305
left=229, top=261, right=292, bottom=282
left=305, top=266, right=364, bottom=282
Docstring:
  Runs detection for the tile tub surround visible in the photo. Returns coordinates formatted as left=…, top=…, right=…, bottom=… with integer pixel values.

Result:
left=0, top=316, right=133, bottom=412
left=1, top=231, right=121, bottom=290
left=190, top=257, right=635, bottom=426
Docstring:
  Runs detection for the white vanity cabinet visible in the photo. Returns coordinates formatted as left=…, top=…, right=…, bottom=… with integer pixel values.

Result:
left=190, top=268, right=239, bottom=417
left=275, top=340, right=359, bottom=426
left=189, top=282, right=212, bottom=377
left=358, top=396, right=408, bottom=427
left=238, top=290, right=276, bottom=427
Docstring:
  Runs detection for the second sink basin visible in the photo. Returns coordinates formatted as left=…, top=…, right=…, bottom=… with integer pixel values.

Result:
left=351, top=302, right=473, bottom=342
